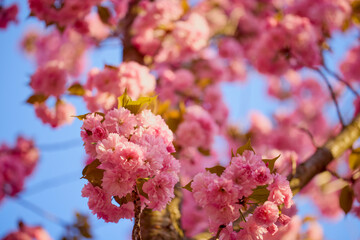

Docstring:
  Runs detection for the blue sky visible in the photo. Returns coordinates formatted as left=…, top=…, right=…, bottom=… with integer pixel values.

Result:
left=0, top=1, right=360, bottom=239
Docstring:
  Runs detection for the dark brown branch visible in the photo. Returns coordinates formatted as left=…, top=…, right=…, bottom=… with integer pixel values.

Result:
left=120, top=0, right=144, bottom=64
left=289, top=114, right=360, bottom=193
left=315, top=68, right=345, bottom=128
left=14, top=196, right=68, bottom=227
left=322, top=63, right=359, bottom=97
left=297, top=126, right=318, bottom=148
left=132, top=186, right=143, bottom=240
left=140, top=184, right=184, bottom=240
left=37, top=138, right=82, bottom=151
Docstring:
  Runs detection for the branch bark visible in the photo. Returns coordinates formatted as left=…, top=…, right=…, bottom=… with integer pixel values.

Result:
left=140, top=184, right=184, bottom=240
left=132, top=186, right=142, bottom=240
left=289, top=114, right=360, bottom=193
left=120, top=0, right=144, bottom=64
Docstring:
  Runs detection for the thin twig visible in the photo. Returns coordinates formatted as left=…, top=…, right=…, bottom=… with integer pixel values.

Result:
left=322, top=64, right=359, bottom=97
left=14, top=196, right=69, bottom=227
left=132, top=185, right=142, bottom=240
left=37, top=138, right=82, bottom=151
left=326, top=169, right=342, bottom=179
left=212, top=225, right=226, bottom=240
left=314, top=68, right=346, bottom=128
left=25, top=170, right=80, bottom=195
left=297, top=126, right=318, bottom=148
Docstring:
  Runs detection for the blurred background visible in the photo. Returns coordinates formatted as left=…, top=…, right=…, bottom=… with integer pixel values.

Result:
left=1, top=0, right=360, bottom=239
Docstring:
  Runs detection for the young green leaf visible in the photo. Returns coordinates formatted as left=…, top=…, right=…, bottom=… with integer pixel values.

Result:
left=248, top=185, right=270, bottom=203
left=349, top=148, right=360, bottom=170
left=81, top=159, right=104, bottom=188
left=117, top=89, right=131, bottom=109
left=114, top=193, right=134, bottom=206
left=73, top=113, right=91, bottom=121
left=263, top=154, right=280, bottom=173
left=205, top=165, right=226, bottom=177
left=97, top=6, right=111, bottom=24
left=339, top=185, right=354, bottom=214
left=236, top=139, right=255, bottom=156
left=198, top=147, right=211, bottom=156
left=117, top=90, right=157, bottom=114
left=136, top=178, right=149, bottom=199
left=73, top=112, right=105, bottom=122
left=26, top=94, right=48, bottom=104
left=68, top=83, right=85, bottom=96
left=182, top=180, right=193, bottom=192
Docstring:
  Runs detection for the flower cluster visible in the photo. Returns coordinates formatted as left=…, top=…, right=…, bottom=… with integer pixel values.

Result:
left=176, top=105, right=218, bottom=150
left=249, top=14, right=321, bottom=75
left=21, top=27, right=92, bottom=128
left=1, top=222, right=52, bottom=240
left=0, top=137, right=39, bottom=203
left=191, top=150, right=293, bottom=238
left=28, top=0, right=102, bottom=29
left=34, top=100, right=76, bottom=128
left=84, top=62, right=156, bottom=112
left=132, top=0, right=210, bottom=63
left=340, top=45, right=360, bottom=83
left=288, top=0, right=350, bottom=32
left=81, top=98, right=179, bottom=223
left=0, top=3, right=18, bottom=29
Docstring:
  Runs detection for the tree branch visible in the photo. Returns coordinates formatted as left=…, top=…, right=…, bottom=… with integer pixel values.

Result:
left=315, top=68, right=345, bottom=128
left=120, top=0, right=144, bottom=64
left=132, top=185, right=143, bottom=240
left=289, top=113, right=360, bottom=193
left=140, top=184, right=184, bottom=240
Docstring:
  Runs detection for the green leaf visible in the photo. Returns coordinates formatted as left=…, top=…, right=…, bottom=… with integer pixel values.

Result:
left=136, top=178, right=149, bottom=199
left=118, top=89, right=132, bottom=109
left=198, top=147, right=210, bottom=156
left=349, top=148, right=360, bottom=170
left=205, top=165, right=226, bottom=177
left=182, top=180, right=193, bottom=192
left=75, top=213, right=92, bottom=239
left=263, top=154, right=280, bottom=173
left=73, top=112, right=105, bottom=122
left=117, top=90, right=157, bottom=114
left=114, top=193, right=134, bottom=206
left=249, top=185, right=270, bottom=203
left=125, top=96, right=157, bottom=114
left=26, top=94, right=48, bottom=104
left=164, top=110, right=182, bottom=132
left=56, top=23, right=66, bottom=33
left=339, top=185, right=354, bottom=214
left=235, top=139, right=255, bottom=156
left=68, top=83, right=86, bottom=96
left=104, top=64, right=118, bottom=70
left=97, top=6, right=111, bottom=24
left=73, top=113, right=91, bottom=120
left=81, top=159, right=104, bottom=188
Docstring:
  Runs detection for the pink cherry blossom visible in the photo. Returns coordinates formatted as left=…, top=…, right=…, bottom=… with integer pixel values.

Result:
left=267, top=174, right=293, bottom=208
left=0, top=137, right=39, bottom=203
left=2, top=223, right=52, bottom=240
left=253, top=201, right=279, bottom=227
left=103, top=108, right=137, bottom=137
left=249, top=14, right=321, bottom=75
left=30, top=62, right=67, bottom=97
left=0, top=3, right=18, bottom=29
left=143, top=172, right=179, bottom=211
left=176, top=105, right=218, bottom=150
left=34, top=101, right=75, bottom=128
